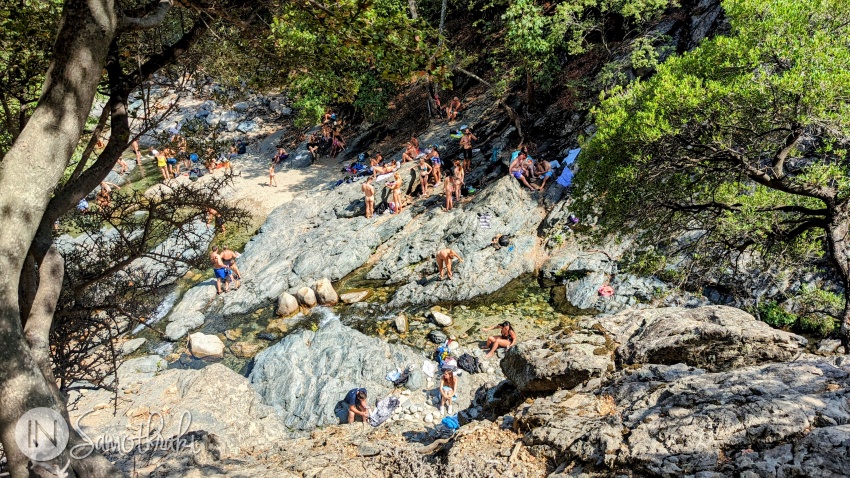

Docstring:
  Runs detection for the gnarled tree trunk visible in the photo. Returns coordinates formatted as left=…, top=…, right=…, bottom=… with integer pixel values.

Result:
left=0, top=1, right=119, bottom=477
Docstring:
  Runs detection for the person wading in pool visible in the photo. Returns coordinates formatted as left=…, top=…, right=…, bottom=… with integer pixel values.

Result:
left=210, top=245, right=232, bottom=295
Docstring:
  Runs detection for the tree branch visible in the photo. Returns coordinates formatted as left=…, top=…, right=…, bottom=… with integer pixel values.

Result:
left=119, top=0, right=174, bottom=32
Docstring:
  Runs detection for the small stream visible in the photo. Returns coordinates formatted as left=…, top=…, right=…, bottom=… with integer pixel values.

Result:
left=131, top=269, right=573, bottom=377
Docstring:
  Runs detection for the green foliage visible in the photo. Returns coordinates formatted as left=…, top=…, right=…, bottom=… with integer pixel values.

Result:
left=0, top=0, right=61, bottom=157
left=268, top=0, right=436, bottom=122
left=498, top=0, right=669, bottom=98
left=757, top=301, right=798, bottom=329
left=620, top=248, right=667, bottom=276
left=575, top=0, right=850, bottom=302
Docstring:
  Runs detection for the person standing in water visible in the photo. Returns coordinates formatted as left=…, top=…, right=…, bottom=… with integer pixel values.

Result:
left=435, top=248, right=463, bottom=280
left=220, top=245, right=243, bottom=282
left=210, top=245, right=231, bottom=295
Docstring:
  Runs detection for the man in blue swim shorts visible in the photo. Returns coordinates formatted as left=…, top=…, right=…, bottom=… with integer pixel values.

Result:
left=535, top=159, right=553, bottom=190
left=210, top=245, right=231, bottom=294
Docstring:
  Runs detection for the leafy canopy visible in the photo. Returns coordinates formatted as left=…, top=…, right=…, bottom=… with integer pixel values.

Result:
left=575, top=0, right=850, bottom=281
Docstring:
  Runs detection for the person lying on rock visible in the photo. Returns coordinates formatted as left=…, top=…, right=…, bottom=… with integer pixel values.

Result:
left=482, top=321, right=517, bottom=358
left=347, top=389, right=371, bottom=424
left=435, top=248, right=463, bottom=280
left=439, top=369, right=458, bottom=416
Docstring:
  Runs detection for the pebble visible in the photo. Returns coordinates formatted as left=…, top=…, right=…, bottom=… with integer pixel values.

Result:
left=486, top=367, right=494, bottom=374
left=425, top=413, right=433, bottom=423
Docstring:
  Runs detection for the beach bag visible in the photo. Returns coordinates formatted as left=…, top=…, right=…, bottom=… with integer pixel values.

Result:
left=441, top=415, right=460, bottom=431
left=441, top=357, right=458, bottom=372
left=344, top=388, right=367, bottom=405
left=392, top=368, right=410, bottom=387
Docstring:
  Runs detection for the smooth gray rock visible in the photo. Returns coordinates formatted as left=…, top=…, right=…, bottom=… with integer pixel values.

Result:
left=295, top=286, right=317, bottom=307
left=378, top=176, right=545, bottom=307
left=276, top=292, right=299, bottom=316
left=313, top=278, right=339, bottom=306
left=501, top=327, right=614, bottom=393
left=394, top=314, right=408, bottom=333
left=249, top=321, right=424, bottom=430
left=519, top=359, right=850, bottom=476
left=120, top=337, right=147, bottom=356
left=427, top=330, right=447, bottom=344
left=189, top=332, right=225, bottom=358
left=233, top=101, right=250, bottom=113
left=430, top=310, right=453, bottom=327
left=584, top=306, right=807, bottom=372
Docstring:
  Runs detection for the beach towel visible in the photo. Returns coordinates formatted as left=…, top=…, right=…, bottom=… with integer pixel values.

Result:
left=556, top=167, right=574, bottom=188
left=369, top=396, right=400, bottom=427
left=479, top=213, right=491, bottom=229
left=563, top=148, right=581, bottom=166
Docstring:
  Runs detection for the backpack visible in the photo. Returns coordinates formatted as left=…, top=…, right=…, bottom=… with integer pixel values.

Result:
left=457, top=353, right=483, bottom=374
left=392, top=368, right=410, bottom=387
left=344, top=388, right=366, bottom=405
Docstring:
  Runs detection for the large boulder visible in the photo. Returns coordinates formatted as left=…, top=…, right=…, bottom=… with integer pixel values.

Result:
left=585, top=306, right=807, bottom=372
left=501, top=327, right=615, bottom=393
left=372, top=176, right=545, bottom=307
left=313, top=278, right=339, bottom=306
left=295, top=286, right=317, bottom=308
left=276, top=292, right=299, bottom=316
left=69, top=364, right=287, bottom=460
left=249, top=320, right=425, bottom=430
left=189, top=332, right=225, bottom=359
left=519, top=359, right=850, bottom=476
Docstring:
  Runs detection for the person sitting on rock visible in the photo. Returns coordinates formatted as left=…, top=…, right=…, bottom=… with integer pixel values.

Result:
left=439, top=369, right=458, bottom=416
left=535, top=158, right=553, bottom=190
left=509, top=152, right=537, bottom=191
left=445, top=96, right=462, bottom=122
left=482, top=321, right=517, bottom=358
left=401, top=142, right=419, bottom=163
left=346, top=389, right=370, bottom=424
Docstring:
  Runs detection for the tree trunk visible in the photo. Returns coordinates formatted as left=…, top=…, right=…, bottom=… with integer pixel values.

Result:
left=0, top=1, right=118, bottom=476
left=825, top=202, right=850, bottom=348
left=438, top=0, right=447, bottom=48
left=408, top=0, right=418, bottom=19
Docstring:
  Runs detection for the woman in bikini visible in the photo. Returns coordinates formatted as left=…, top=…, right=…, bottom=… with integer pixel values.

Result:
left=429, top=149, right=442, bottom=185
left=417, top=157, right=433, bottom=197
left=482, top=321, right=517, bottom=358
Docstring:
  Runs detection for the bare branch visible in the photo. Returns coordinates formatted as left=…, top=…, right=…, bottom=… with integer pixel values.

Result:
left=119, top=0, right=174, bottom=32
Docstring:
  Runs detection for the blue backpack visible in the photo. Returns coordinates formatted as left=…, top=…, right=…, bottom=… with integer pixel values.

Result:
left=344, top=388, right=366, bottom=405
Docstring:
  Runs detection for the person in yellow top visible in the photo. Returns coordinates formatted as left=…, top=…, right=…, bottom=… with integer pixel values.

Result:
left=154, top=149, right=168, bottom=181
